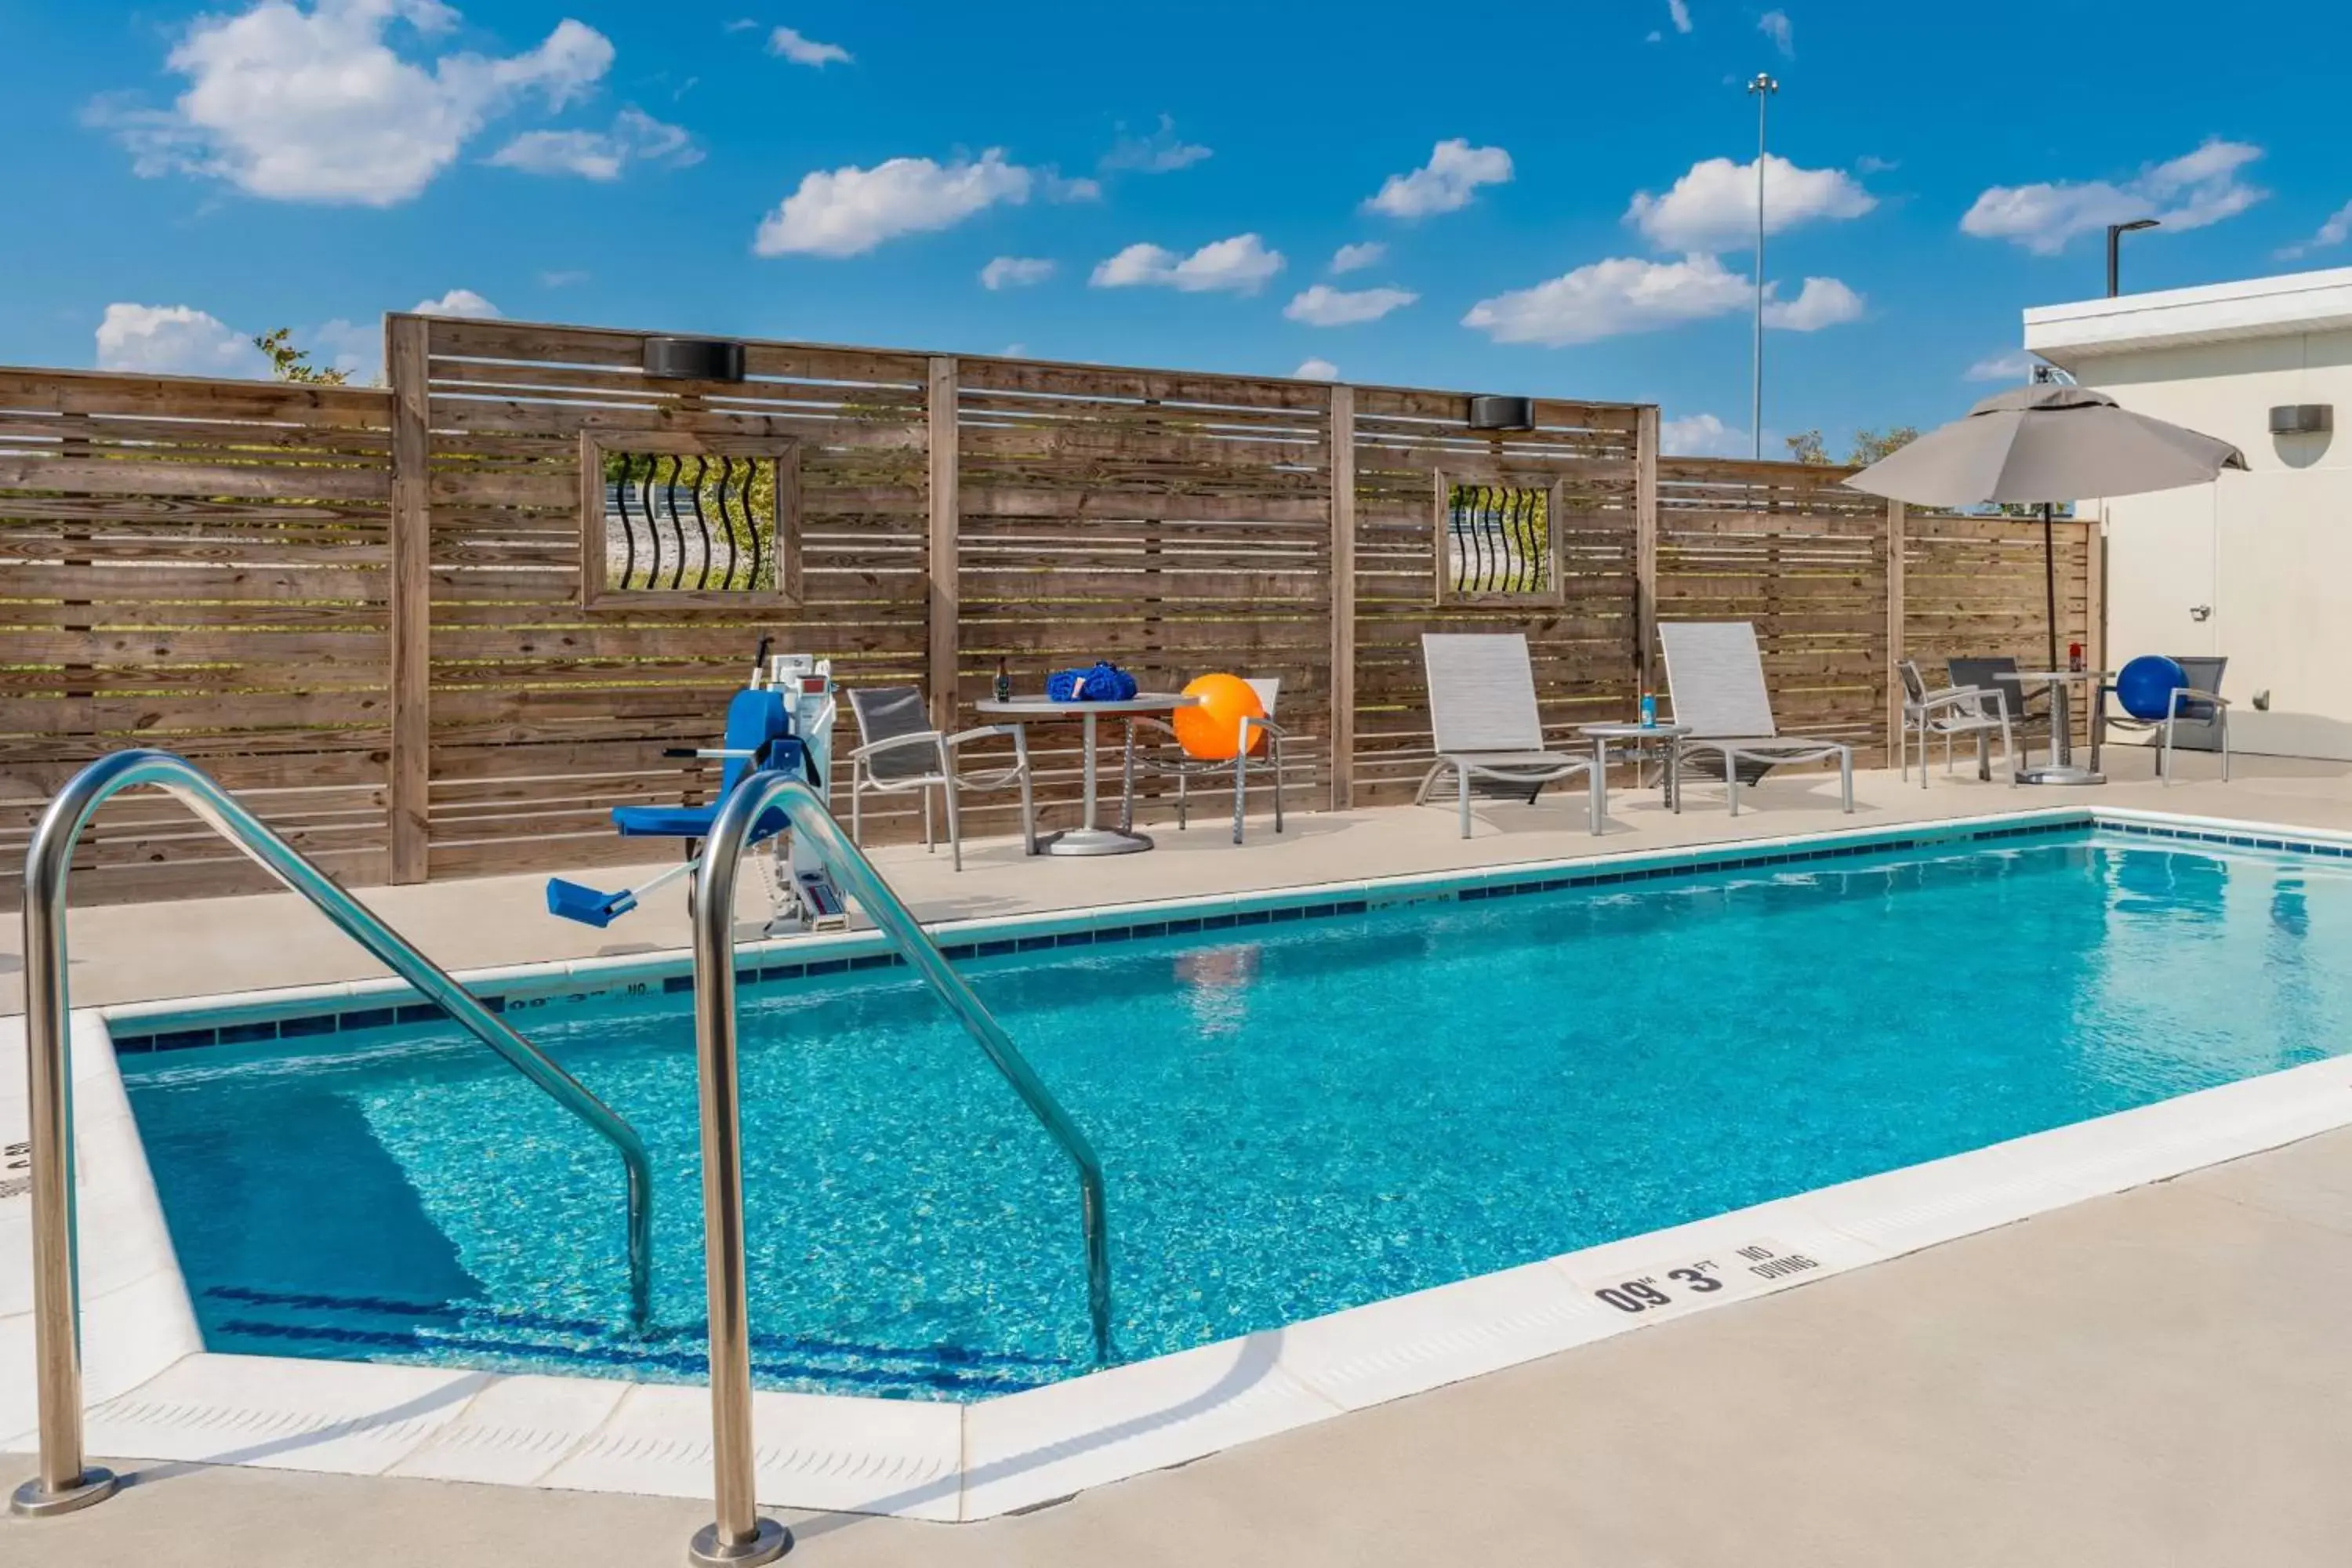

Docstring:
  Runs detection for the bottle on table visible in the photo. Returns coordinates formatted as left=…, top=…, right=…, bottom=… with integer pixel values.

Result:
left=994, top=658, right=1012, bottom=703
left=2067, top=642, right=2085, bottom=674
left=1639, top=691, right=1657, bottom=728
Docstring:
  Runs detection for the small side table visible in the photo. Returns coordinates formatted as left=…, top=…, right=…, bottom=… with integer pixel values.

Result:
left=1579, top=723, right=1693, bottom=811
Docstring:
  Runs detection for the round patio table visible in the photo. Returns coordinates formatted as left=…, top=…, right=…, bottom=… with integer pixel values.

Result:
left=978, top=693, right=1200, bottom=855
left=1998, top=670, right=2111, bottom=786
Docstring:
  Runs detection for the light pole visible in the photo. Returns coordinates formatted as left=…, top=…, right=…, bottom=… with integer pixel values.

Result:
left=2107, top=218, right=2159, bottom=297
left=1747, top=72, right=1779, bottom=460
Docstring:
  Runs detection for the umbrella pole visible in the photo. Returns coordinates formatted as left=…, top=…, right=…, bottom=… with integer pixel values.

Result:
left=2042, top=501, right=2060, bottom=673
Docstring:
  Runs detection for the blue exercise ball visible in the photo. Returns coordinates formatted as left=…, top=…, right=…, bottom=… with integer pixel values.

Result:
left=2114, top=654, right=2187, bottom=722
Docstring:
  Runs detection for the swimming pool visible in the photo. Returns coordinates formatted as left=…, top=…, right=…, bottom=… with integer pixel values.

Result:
left=114, top=823, right=2352, bottom=1403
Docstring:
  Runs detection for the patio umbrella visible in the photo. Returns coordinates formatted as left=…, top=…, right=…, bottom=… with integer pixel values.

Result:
left=1842, top=383, right=2247, bottom=670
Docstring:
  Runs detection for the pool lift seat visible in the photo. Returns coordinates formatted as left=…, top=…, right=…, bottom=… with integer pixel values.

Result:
left=546, top=655, right=850, bottom=934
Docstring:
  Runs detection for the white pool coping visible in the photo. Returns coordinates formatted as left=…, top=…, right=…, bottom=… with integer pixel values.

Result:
left=9, top=806, right=2352, bottom=1520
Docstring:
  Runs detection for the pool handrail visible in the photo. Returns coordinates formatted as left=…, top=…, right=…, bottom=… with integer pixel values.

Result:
left=9, top=749, right=657, bottom=1521
left=685, top=772, right=1110, bottom=1567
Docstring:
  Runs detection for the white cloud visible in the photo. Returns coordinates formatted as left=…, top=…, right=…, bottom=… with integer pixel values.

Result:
left=488, top=107, right=697, bottom=180
left=1462, top=253, right=1750, bottom=347
left=1661, top=412, right=1748, bottom=457
left=1100, top=114, right=1210, bottom=174
left=1759, top=9, right=1793, bottom=56
left=767, top=25, right=851, bottom=67
left=1856, top=154, right=1899, bottom=174
left=981, top=256, right=1055, bottom=289
left=97, top=0, right=614, bottom=206
left=1762, top=276, right=1863, bottom=331
left=412, top=288, right=500, bottom=318
left=539, top=268, right=590, bottom=286
left=310, top=317, right=379, bottom=379
left=755, top=149, right=1033, bottom=257
left=94, top=303, right=269, bottom=376
left=1284, top=284, right=1417, bottom=326
left=1091, top=234, right=1285, bottom=294
left=1668, top=0, right=1693, bottom=32
left=1966, top=349, right=2039, bottom=382
left=1962, top=139, right=2267, bottom=255
left=1363, top=139, right=1512, bottom=218
left=1627, top=154, right=1876, bottom=252
left=1329, top=241, right=1386, bottom=274
left=1294, top=358, right=1340, bottom=381
left=2275, top=198, right=2352, bottom=261
left=1043, top=171, right=1102, bottom=203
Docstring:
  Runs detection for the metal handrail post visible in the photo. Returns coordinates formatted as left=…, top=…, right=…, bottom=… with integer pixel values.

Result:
left=687, top=775, right=1111, bottom=1566
left=11, top=750, right=657, bottom=1520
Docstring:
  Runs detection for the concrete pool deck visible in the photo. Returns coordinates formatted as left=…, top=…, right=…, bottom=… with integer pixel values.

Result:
left=6, top=742, right=2344, bottom=1015
left=12, top=1120, right=2352, bottom=1566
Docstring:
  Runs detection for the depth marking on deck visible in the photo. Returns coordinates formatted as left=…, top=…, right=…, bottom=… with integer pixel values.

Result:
left=1566, top=1240, right=1824, bottom=1321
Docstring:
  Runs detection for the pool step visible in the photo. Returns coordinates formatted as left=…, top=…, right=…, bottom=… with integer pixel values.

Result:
left=199, top=1283, right=1066, bottom=1398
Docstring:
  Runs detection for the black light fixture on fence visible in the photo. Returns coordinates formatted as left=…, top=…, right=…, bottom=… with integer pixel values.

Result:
left=1467, top=394, right=1536, bottom=431
left=643, top=336, right=747, bottom=383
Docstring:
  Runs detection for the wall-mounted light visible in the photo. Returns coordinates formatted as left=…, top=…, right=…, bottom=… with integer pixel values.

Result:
left=642, top=337, right=746, bottom=383
left=2270, top=404, right=2332, bottom=435
left=1467, top=395, right=1535, bottom=431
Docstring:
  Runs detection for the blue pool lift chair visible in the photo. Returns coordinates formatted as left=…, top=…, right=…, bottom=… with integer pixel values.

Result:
left=2103, top=655, right=2230, bottom=785
left=545, top=685, right=805, bottom=927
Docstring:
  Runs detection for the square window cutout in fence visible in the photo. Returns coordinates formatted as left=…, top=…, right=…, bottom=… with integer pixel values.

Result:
left=577, top=430, right=802, bottom=608
left=1436, top=475, right=1565, bottom=606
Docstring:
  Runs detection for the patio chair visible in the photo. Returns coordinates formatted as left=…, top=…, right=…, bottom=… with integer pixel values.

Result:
left=2101, top=655, right=2231, bottom=785
left=1657, top=622, right=1853, bottom=816
left=1118, top=677, right=1288, bottom=844
left=1897, top=659, right=2014, bottom=789
left=1414, top=633, right=1606, bottom=839
left=843, top=685, right=1036, bottom=871
left=1948, top=656, right=2051, bottom=769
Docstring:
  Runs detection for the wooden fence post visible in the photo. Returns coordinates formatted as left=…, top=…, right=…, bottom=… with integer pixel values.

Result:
left=1885, top=498, right=1907, bottom=757
left=2084, top=517, right=2107, bottom=685
left=387, top=314, right=430, bottom=884
left=1635, top=407, right=1660, bottom=697
left=926, top=356, right=960, bottom=733
left=1328, top=384, right=1357, bottom=811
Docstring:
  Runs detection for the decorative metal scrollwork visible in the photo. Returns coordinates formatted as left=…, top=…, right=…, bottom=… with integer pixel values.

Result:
left=600, top=452, right=775, bottom=593
left=1445, top=482, right=1551, bottom=596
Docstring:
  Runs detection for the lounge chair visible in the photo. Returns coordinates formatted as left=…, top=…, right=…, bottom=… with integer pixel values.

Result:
left=2101, top=655, right=2230, bottom=784
left=1414, top=633, right=1605, bottom=838
left=1897, top=659, right=2013, bottom=789
left=1118, top=677, right=1288, bottom=844
left=844, top=685, right=1036, bottom=871
left=1657, top=622, right=1853, bottom=816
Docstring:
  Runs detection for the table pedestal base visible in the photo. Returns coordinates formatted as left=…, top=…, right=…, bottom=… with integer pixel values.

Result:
left=2016, top=764, right=2106, bottom=786
left=1040, top=827, right=1155, bottom=856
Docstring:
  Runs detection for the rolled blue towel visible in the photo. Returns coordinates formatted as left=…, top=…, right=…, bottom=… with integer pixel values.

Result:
left=1048, top=661, right=1138, bottom=701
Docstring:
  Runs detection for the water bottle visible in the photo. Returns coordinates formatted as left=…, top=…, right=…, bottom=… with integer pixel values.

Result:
left=1639, top=691, right=1657, bottom=728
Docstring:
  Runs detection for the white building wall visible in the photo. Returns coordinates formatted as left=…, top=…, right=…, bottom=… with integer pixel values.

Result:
left=2038, top=325, right=2352, bottom=759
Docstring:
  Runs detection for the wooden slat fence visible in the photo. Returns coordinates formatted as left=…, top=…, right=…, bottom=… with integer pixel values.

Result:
left=0, top=325, right=2097, bottom=906
left=0, top=369, right=394, bottom=902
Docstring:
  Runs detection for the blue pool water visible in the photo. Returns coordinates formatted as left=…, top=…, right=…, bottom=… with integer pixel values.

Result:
left=120, top=830, right=2352, bottom=1399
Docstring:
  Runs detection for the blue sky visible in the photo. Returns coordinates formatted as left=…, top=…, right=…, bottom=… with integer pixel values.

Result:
left=8, top=0, right=2351, bottom=458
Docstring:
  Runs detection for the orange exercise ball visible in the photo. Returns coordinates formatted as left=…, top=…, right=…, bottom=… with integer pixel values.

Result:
left=1173, top=673, right=1265, bottom=760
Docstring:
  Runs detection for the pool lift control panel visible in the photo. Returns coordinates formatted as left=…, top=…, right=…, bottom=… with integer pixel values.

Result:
left=543, top=644, right=849, bottom=936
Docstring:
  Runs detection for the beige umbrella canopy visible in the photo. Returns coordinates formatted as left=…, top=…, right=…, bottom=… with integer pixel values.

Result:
left=1843, top=382, right=2247, bottom=668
